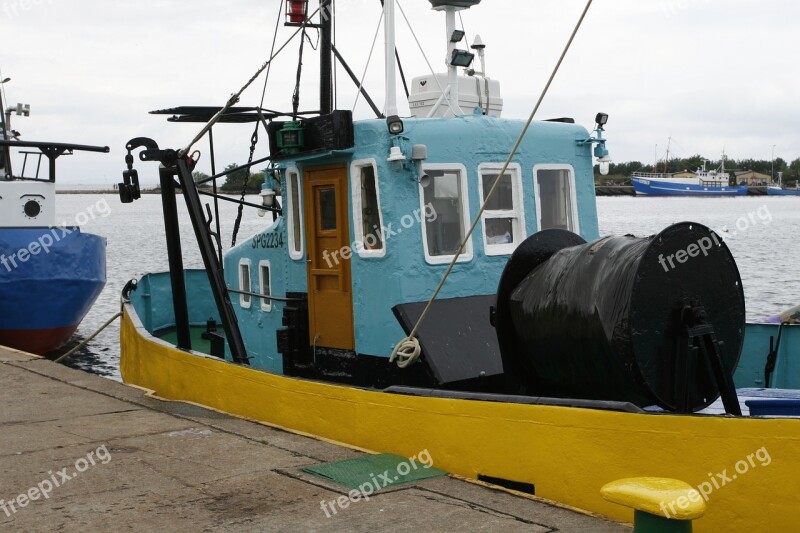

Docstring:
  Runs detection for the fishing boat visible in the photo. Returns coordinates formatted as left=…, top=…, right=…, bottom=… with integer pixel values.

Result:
left=0, top=81, right=108, bottom=354
left=632, top=151, right=748, bottom=196
left=116, top=2, right=799, bottom=531
left=766, top=186, right=800, bottom=196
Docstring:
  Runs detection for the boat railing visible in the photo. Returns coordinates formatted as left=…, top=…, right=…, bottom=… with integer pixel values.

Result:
left=698, top=180, right=731, bottom=187
left=0, top=140, right=109, bottom=182
left=632, top=172, right=672, bottom=179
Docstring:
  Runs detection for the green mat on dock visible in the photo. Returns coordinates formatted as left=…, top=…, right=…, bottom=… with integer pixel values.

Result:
left=302, top=453, right=446, bottom=491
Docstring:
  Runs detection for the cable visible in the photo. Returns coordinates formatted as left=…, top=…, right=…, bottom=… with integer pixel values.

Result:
left=333, top=0, right=338, bottom=109
left=258, top=2, right=284, bottom=109
left=394, top=0, right=457, bottom=116
left=352, top=10, right=385, bottom=113
left=177, top=3, right=326, bottom=158
left=390, top=0, right=596, bottom=368
left=458, top=11, right=470, bottom=50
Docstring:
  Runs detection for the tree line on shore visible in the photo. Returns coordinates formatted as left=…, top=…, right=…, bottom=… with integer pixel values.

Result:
left=192, top=164, right=265, bottom=193
left=194, top=155, right=800, bottom=190
left=597, top=155, right=799, bottom=187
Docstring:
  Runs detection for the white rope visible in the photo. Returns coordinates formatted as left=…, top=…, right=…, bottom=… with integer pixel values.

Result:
left=390, top=0, right=595, bottom=368
left=389, top=336, right=421, bottom=368
left=352, top=10, right=384, bottom=113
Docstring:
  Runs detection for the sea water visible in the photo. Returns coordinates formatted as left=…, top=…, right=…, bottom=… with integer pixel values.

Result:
left=52, top=194, right=800, bottom=380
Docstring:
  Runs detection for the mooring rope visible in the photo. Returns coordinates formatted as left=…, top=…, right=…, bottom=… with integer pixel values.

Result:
left=54, top=312, right=123, bottom=364
left=390, top=0, right=595, bottom=368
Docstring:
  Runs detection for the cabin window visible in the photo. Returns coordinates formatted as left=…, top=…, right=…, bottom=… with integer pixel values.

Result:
left=259, top=260, right=272, bottom=312
left=286, top=168, right=304, bottom=260
left=318, top=188, right=337, bottom=231
left=420, top=164, right=473, bottom=264
left=534, top=165, right=579, bottom=233
left=238, top=259, right=252, bottom=309
left=351, top=159, right=385, bottom=258
left=479, top=163, right=525, bottom=255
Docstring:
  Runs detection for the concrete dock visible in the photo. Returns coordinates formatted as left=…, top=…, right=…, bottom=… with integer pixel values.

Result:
left=0, top=346, right=629, bottom=532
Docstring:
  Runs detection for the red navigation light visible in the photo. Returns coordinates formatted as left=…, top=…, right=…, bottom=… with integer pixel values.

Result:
left=286, top=0, right=308, bottom=24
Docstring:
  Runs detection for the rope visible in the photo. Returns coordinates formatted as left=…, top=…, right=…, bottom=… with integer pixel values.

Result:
left=292, top=28, right=307, bottom=118
left=177, top=3, right=325, bottom=158
left=333, top=0, right=338, bottom=109
left=352, top=10, right=384, bottom=113
left=229, top=2, right=283, bottom=249
left=258, top=0, right=285, bottom=108
left=230, top=127, right=259, bottom=247
left=390, top=0, right=595, bottom=368
left=54, top=312, right=122, bottom=364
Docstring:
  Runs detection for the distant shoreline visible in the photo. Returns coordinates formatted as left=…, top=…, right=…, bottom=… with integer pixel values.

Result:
left=57, top=189, right=114, bottom=194
left=55, top=188, right=246, bottom=195
left=56, top=189, right=155, bottom=194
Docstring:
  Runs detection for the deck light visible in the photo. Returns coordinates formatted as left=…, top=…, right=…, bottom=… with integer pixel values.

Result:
left=592, top=112, right=610, bottom=175
left=450, top=30, right=465, bottom=43
left=388, top=145, right=406, bottom=171
left=598, top=156, right=611, bottom=176
left=258, top=188, right=276, bottom=217
left=576, top=112, right=611, bottom=177
left=386, top=115, right=404, bottom=135
left=595, top=142, right=611, bottom=176
left=450, top=49, right=475, bottom=68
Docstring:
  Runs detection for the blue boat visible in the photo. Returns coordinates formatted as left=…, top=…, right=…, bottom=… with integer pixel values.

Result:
left=632, top=174, right=748, bottom=196
left=0, top=85, right=108, bottom=354
left=632, top=154, right=747, bottom=196
left=766, top=186, right=800, bottom=196
left=632, top=168, right=748, bottom=196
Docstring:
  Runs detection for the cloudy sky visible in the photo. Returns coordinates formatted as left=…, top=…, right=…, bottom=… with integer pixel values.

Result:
left=2, top=0, right=796, bottom=184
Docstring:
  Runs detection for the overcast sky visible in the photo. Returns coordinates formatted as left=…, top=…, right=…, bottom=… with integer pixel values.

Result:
left=2, top=0, right=797, bottom=184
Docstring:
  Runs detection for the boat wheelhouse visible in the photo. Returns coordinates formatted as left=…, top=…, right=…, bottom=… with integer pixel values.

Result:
left=222, top=113, right=598, bottom=381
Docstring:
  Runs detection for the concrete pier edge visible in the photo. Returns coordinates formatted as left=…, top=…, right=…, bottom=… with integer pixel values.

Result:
left=0, top=345, right=630, bottom=531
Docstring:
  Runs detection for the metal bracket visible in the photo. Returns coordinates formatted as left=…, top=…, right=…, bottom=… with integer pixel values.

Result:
left=119, top=138, right=250, bottom=365
left=674, top=304, right=742, bottom=416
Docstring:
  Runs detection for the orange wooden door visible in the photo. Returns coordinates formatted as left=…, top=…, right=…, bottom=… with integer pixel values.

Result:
left=303, top=165, right=355, bottom=350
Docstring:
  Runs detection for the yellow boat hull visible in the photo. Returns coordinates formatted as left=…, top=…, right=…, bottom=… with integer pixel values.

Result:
left=120, top=306, right=800, bottom=531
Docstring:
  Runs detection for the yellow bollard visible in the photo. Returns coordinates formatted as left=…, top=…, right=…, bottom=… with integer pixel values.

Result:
left=601, top=477, right=707, bottom=533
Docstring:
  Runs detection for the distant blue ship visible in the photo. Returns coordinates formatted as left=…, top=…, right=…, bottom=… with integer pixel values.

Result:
left=632, top=170, right=748, bottom=196
left=632, top=157, right=747, bottom=196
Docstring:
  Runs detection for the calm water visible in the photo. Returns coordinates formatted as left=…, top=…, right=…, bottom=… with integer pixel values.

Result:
left=55, top=192, right=266, bottom=380
left=55, top=194, right=800, bottom=380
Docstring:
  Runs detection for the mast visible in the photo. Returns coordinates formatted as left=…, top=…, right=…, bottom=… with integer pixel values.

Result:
left=320, top=0, right=333, bottom=114
left=444, top=6, right=462, bottom=114
left=384, top=0, right=398, bottom=117
left=0, top=78, right=12, bottom=178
